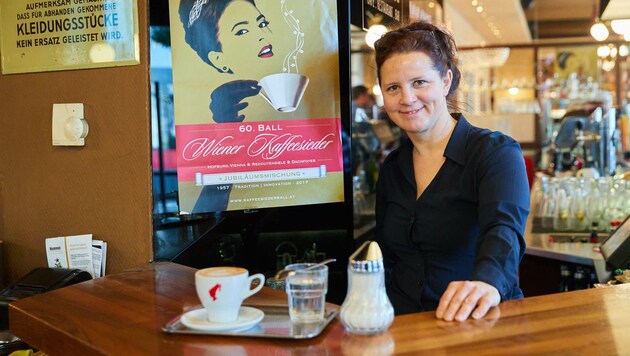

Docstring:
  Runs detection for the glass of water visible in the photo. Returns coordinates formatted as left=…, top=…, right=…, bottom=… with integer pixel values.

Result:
left=285, top=262, right=328, bottom=324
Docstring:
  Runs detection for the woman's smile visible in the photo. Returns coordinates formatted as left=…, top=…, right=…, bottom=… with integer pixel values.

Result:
left=258, top=44, right=273, bottom=58
left=216, top=0, right=275, bottom=72
left=401, top=107, right=423, bottom=116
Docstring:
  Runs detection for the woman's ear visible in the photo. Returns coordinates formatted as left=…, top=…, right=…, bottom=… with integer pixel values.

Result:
left=443, top=69, right=453, bottom=96
left=208, top=51, right=231, bottom=73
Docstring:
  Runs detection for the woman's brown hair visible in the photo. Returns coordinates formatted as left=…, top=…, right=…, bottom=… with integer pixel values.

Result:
left=374, top=21, right=461, bottom=99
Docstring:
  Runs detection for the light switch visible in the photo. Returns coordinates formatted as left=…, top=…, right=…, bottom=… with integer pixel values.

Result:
left=52, top=103, right=89, bottom=146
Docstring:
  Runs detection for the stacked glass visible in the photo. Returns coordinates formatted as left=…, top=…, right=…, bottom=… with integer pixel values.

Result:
left=532, top=176, right=629, bottom=233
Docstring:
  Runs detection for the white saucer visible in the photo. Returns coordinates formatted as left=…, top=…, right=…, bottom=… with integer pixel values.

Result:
left=180, top=306, right=264, bottom=332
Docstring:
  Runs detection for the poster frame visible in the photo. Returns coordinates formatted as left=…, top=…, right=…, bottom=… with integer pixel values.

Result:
left=171, top=0, right=353, bottom=233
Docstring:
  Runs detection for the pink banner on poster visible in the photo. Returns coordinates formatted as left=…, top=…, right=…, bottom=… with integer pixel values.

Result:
left=176, top=118, right=343, bottom=182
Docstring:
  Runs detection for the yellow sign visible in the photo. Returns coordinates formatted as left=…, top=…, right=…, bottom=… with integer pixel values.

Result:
left=0, top=0, right=139, bottom=74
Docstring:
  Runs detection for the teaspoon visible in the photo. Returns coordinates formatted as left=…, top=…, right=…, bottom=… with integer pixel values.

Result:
left=273, top=258, right=336, bottom=281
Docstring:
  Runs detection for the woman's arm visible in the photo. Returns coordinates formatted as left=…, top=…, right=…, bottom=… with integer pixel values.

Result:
left=436, top=139, right=530, bottom=321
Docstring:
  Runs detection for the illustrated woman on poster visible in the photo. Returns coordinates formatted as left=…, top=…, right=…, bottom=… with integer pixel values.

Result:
left=179, top=0, right=276, bottom=123
left=178, top=0, right=279, bottom=212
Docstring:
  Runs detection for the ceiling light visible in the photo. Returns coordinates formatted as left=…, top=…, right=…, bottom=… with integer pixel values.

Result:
left=365, top=24, right=388, bottom=49
left=476, top=6, right=483, bottom=13
left=471, top=0, right=478, bottom=5
left=619, top=45, right=629, bottom=57
left=590, top=22, right=609, bottom=41
left=372, top=85, right=382, bottom=96
left=508, top=87, right=519, bottom=96
left=597, top=45, right=610, bottom=57
left=458, top=47, right=510, bottom=68
left=611, top=19, right=630, bottom=35
left=602, top=59, right=615, bottom=72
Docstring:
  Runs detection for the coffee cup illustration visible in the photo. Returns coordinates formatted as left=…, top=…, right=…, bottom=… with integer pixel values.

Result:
left=258, top=73, right=309, bottom=112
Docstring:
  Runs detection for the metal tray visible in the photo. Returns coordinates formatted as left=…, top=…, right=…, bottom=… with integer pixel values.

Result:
left=162, top=305, right=338, bottom=339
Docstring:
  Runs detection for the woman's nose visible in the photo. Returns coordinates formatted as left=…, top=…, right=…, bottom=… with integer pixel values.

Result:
left=399, top=87, right=416, bottom=105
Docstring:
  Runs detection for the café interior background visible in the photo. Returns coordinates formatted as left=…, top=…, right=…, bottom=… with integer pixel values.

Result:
left=1, top=0, right=629, bottom=292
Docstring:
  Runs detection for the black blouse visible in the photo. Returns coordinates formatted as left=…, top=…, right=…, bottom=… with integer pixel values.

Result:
left=375, top=114, right=530, bottom=315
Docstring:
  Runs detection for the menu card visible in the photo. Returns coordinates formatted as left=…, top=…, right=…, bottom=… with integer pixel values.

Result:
left=45, top=234, right=107, bottom=278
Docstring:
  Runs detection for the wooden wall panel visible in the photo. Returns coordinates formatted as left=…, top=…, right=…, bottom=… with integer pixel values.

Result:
left=0, top=0, right=152, bottom=285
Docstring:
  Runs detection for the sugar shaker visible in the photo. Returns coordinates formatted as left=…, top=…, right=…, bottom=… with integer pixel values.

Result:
left=340, top=240, right=394, bottom=334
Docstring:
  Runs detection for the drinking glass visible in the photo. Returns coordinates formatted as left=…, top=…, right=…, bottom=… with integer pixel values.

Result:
left=285, top=263, right=328, bottom=324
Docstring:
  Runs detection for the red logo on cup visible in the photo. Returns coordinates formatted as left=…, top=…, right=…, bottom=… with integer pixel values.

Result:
left=209, top=283, right=221, bottom=301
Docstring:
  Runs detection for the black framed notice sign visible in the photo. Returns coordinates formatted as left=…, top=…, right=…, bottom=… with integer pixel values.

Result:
left=362, top=0, right=408, bottom=30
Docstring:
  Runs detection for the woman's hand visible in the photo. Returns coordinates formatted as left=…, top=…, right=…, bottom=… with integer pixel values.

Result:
left=435, top=280, right=500, bottom=321
left=210, top=80, right=261, bottom=123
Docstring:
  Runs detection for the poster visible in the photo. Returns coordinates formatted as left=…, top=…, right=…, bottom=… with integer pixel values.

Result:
left=0, top=0, right=139, bottom=74
left=168, top=0, right=344, bottom=213
left=553, top=46, right=599, bottom=80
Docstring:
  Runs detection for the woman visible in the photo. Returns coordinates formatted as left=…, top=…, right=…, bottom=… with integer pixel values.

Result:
left=178, top=0, right=277, bottom=212
left=373, top=22, right=530, bottom=321
left=179, top=0, right=275, bottom=123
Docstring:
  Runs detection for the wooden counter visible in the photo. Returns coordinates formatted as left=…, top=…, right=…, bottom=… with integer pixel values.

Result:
left=9, top=262, right=630, bottom=355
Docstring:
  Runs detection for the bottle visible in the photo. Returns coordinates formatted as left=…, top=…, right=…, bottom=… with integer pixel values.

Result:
left=340, top=241, right=394, bottom=334
left=589, top=222, right=599, bottom=243
left=573, top=267, right=587, bottom=290
left=587, top=267, right=598, bottom=288
left=553, top=187, right=570, bottom=231
left=570, top=181, right=587, bottom=231
left=365, top=154, right=379, bottom=194
left=353, top=176, right=367, bottom=226
left=559, top=264, right=571, bottom=292
left=541, top=179, right=557, bottom=230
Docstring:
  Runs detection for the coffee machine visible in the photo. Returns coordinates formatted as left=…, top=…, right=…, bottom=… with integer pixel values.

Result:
left=550, top=107, right=618, bottom=177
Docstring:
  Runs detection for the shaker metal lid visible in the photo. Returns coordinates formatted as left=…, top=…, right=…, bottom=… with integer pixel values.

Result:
left=349, top=240, right=384, bottom=272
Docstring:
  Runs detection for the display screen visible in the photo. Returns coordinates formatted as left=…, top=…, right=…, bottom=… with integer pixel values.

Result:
left=600, top=216, right=630, bottom=267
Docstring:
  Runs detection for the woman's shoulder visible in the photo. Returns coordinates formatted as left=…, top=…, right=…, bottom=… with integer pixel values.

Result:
left=449, top=115, right=524, bottom=171
left=462, top=117, right=520, bottom=153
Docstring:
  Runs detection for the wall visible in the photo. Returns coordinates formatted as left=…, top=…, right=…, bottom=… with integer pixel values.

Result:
left=0, top=1, right=152, bottom=285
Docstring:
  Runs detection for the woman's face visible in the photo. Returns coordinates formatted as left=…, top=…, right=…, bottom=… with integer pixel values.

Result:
left=380, top=51, right=452, bottom=136
left=214, top=0, right=274, bottom=73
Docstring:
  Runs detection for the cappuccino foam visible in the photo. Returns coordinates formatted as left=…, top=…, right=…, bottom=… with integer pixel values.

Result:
left=198, top=266, right=246, bottom=277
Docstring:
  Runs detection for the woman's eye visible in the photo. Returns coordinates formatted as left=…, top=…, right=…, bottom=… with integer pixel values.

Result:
left=386, top=85, right=399, bottom=92
left=259, top=20, right=270, bottom=29
left=235, top=29, right=249, bottom=36
left=413, top=80, right=426, bottom=87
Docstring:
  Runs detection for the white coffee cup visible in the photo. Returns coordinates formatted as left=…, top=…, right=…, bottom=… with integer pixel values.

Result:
left=259, top=73, right=309, bottom=112
left=195, top=267, right=265, bottom=323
